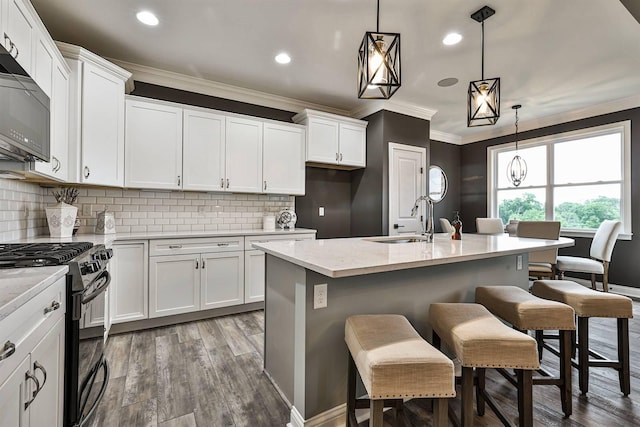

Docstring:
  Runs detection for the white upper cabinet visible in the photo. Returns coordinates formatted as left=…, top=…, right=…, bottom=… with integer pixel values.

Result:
left=2, top=0, right=34, bottom=73
left=59, top=42, right=131, bottom=187
left=293, top=109, right=367, bottom=169
left=225, top=116, right=263, bottom=193
left=125, top=98, right=183, bottom=189
left=182, top=108, right=226, bottom=192
left=263, top=122, right=305, bottom=195
left=33, top=35, right=53, bottom=97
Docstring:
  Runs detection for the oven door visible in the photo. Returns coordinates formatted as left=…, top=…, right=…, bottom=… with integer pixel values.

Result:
left=76, top=270, right=111, bottom=426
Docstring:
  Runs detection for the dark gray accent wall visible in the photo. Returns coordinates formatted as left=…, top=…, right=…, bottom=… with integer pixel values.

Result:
left=351, top=110, right=430, bottom=237
left=430, top=141, right=462, bottom=231
left=459, top=107, right=640, bottom=288
left=131, top=81, right=296, bottom=122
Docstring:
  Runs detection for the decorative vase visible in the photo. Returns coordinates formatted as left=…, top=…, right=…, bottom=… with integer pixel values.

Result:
left=46, top=202, right=78, bottom=238
left=452, top=211, right=463, bottom=240
left=95, top=208, right=116, bottom=234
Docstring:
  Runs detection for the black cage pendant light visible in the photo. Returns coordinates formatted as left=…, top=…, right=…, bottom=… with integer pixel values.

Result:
left=357, top=0, right=401, bottom=99
left=507, top=105, right=527, bottom=187
left=467, top=6, right=500, bottom=127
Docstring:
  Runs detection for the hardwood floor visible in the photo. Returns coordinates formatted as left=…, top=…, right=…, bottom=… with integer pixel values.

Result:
left=89, top=303, right=640, bottom=426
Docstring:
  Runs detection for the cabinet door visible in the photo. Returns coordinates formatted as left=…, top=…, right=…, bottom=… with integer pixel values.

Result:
left=201, top=251, right=244, bottom=309
left=81, top=62, right=125, bottom=186
left=225, top=117, right=263, bottom=193
left=33, top=36, right=53, bottom=97
left=29, top=317, right=65, bottom=427
left=125, top=99, right=183, bottom=189
left=244, top=249, right=265, bottom=303
left=263, top=123, right=305, bottom=195
left=4, top=0, right=34, bottom=73
left=149, top=255, right=200, bottom=318
left=183, top=109, right=226, bottom=191
left=338, top=123, right=366, bottom=167
left=110, top=242, right=149, bottom=324
left=306, top=117, right=339, bottom=164
left=0, top=355, right=30, bottom=427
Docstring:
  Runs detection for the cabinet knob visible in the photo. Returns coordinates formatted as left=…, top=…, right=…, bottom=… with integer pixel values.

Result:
left=0, top=341, right=16, bottom=361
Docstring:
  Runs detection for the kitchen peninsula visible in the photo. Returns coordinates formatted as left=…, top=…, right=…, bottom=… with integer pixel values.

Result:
left=253, top=233, right=574, bottom=426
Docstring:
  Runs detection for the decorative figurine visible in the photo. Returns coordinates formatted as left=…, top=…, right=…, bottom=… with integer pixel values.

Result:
left=452, top=211, right=462, bottom=240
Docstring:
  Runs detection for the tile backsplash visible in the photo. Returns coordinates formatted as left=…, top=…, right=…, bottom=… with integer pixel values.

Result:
left=0, top=179, right=295, bottom=241
left=43, top=187, right=295, bottom=235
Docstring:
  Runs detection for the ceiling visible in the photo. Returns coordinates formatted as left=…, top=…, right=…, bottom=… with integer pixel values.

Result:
left=31, top=0, right=640, bottom=143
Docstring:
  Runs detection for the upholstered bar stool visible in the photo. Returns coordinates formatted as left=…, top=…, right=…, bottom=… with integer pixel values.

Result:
left=475, top=286, right=575, bottom=417
left=531, top=280, right=632, bottom=396
left=429, top=303, right=539, bottom=427
left=345, top=315, right=455, bottom=427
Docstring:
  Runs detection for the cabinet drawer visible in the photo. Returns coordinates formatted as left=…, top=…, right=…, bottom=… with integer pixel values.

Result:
left=244, top=233, right=315, bottom=250
left=149, top=236, right=244, bottom=256
left=0, top=276, right=65, bottom=385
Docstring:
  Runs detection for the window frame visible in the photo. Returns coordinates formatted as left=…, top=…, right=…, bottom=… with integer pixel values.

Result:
left=487, top=120, right=632, bottom=240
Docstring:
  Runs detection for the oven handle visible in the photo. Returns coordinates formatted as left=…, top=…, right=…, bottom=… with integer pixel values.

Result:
left=78, top=356, right=109, bottom=427
left=82, top=271, right=111, bottom=305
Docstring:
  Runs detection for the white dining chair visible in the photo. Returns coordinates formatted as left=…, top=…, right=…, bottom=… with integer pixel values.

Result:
left=556, top=220, right=621, bottom=292
left=476, top=218, right=504, bottom=234
left=439, top=218, right=454, bottom=234
left=516, top=221, right=561, bottom=279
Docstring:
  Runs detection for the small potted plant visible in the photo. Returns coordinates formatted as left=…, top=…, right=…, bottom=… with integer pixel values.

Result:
left=46, top=187, right=79, bottom=237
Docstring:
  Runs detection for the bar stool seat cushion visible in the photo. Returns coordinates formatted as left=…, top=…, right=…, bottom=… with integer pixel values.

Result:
left=429, top=303, right=540, bottom=370
left=529, top=262, right=554, bottom=274
left=345, top=315, right=455, bottom=399
left=476, top=286, right=575, bottom=331
left=531, top=280, right=632, bottom=318
left=556, top=256, right=604, bottom=274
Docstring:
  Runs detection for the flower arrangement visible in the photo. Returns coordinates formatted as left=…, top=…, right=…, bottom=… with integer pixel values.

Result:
left=52, top=187, right=79, bottom=205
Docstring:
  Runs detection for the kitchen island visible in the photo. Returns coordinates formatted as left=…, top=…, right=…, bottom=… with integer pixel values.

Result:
left=253, top=233, right=574, bottom=427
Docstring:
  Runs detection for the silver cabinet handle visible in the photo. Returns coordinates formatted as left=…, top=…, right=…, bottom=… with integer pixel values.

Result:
left=33, top=361, right=47, bottom=391
left=339, top=153, right=343, bottom=161
left=220, top=178, right=224, bottom=188
left=226, top=178, right=229, bottom=188
left=264, top=181, right=267, bottom=191
left=24, top=370, right=40, bottom=409
left=84, top=166, right=90, bottom=178
left=168, top=244, right=183, bottom=249
left=13, top=44, right=18, bottom=59
left=217, top=242, right=230, bottom=247
left=0, top=341, right=16, bottom=361
left=43, top=300, right=60, bottom=315
left=201, top=259, right=205, bottom=268
left=195, top=259, right=199, bottom=269
left=177, top=175, right=181, bottom=186
left=335, top=153, right=339, bottom=161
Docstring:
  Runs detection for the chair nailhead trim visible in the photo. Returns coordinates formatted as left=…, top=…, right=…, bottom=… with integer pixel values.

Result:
left=370, top=392, right=456, bottom=399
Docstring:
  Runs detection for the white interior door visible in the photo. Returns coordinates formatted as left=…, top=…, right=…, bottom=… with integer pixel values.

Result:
left=388, top=143, right=426, bottom=235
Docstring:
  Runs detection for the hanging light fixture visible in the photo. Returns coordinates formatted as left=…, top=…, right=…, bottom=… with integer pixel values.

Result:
left=357, top=0, right=400, bottom=99
left=467, top=6, right=500, bottom=127
left=507, top=104, right=527, bottom=187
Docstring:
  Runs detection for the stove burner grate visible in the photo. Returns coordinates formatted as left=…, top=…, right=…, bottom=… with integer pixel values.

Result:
left=0, top=242, right=94, bottom=267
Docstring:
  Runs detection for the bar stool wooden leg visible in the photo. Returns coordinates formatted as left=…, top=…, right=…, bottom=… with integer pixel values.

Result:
left=535, top=330, right=544, bottom=361
left=578, top=317, right=590, bottom=395
left=517, top=369, right=533, bottom=427
left=346, top=354, right=358, bottom=427
left=461, top=367, right=474, bottom=427
left=559, top=330, right=572, bottom=416
left=370, top=399, right=384, bottom=427
left=618, top=318, right=630, bottom=396
left=433, top=398, right=449, bottom=427
left=476, top=368, right=486, bottom=416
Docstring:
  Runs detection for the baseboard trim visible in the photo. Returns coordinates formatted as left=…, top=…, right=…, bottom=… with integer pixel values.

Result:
left=288, top=404, right=346, bottom=427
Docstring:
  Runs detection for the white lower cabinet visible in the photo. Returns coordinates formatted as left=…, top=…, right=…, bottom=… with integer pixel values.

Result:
left=201, top=251, right=244, bottom=309
left=110, top=241, right=149, bottom=323
left=149, top=254, right=200, bottom=318
left=0, top=276, right=66, bottom=427
left=244, top=249, right=266, bottom=303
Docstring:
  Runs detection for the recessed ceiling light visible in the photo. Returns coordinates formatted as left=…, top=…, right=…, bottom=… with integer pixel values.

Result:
left=437, top=77, right=459, bottom=87
left=275, top=53, right=291, bottom=64
left=136, top=11, right=159, bottom=26
left=442, top=32, right=462, bottom=46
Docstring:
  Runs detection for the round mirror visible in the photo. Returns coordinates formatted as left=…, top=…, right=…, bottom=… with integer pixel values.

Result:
left=428, top=165, right=448, bottom=203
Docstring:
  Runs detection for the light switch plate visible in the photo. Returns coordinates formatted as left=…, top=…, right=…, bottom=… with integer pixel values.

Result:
left=314, top=284, right=327, bottom=309
left=516, top=255, right=523, bottom=270
left=319, top=207, right=325, bottom=217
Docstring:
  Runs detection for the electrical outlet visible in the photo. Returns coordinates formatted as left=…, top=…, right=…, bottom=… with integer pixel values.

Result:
left=516, top=255, right=523, bottom=270
left=314, top=284, right=328, bottom=309
left=82, top=205, right=92, bottom=217
left=319, top=207, right=325, bottom=217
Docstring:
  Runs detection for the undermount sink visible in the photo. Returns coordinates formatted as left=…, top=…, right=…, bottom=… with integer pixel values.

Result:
left=365, top=236, right=429, bottom=244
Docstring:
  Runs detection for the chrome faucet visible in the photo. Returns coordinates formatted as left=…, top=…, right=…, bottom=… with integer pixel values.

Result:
left=410, top=195, right=434, bottom=242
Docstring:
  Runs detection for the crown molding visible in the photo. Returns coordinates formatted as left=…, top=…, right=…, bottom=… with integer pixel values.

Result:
left=429, top=130, right=462, bottom=145
left=57, top=42, right=132, bottom=82
left=459, top=93, right=640, bottom=144
left=106, top=58, right=350, bottom=116
left=350, top=100, right=438, bottom=121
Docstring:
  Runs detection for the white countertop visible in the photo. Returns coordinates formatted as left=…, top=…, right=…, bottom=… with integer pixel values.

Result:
left=253, top=233, right=574, bottom=278
left=0, top=266, right=68, bottom=322
left=11, top=228, right=316, bottom=246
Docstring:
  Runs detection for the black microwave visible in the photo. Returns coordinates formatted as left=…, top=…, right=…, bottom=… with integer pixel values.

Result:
left=0, top=43, right=50, bottom=161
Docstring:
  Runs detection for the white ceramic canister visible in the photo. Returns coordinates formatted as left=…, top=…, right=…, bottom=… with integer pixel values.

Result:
left=95, top=208, right=116, bottom=234
left=46, top=202, right=78, bottom=238
left=263, top=214, right=276, bottom=231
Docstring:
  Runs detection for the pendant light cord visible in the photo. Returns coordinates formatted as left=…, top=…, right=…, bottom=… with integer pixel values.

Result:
left=515, top=108, right=520, bottom=151
left=481, top=20, right=485, bottom=79
left=376, top=0, right=380, bottom=32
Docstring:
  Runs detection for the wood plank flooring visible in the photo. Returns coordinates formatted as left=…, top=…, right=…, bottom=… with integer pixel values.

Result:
left=89, top=303, right=640, bottom=426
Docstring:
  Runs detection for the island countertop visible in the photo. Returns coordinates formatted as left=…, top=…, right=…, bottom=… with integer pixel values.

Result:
left=253, top=233, right=574, bottom=278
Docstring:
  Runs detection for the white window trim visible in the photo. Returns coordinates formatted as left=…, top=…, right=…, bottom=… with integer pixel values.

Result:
left=487, top=120, right=632, bottom=240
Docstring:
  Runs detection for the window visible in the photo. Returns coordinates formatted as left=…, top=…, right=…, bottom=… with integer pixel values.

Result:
left=487, top=121, right=631, bottom=239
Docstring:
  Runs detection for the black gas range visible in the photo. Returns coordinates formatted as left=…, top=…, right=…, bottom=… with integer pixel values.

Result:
left=0, top=241, right=113, bottom=427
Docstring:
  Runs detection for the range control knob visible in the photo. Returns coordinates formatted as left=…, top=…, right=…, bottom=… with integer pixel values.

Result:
left=105, top=248, right=113, bottom=259
left=81, top=262, right=100, bottom=275
left=80, top=262, right=91, bottom=275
